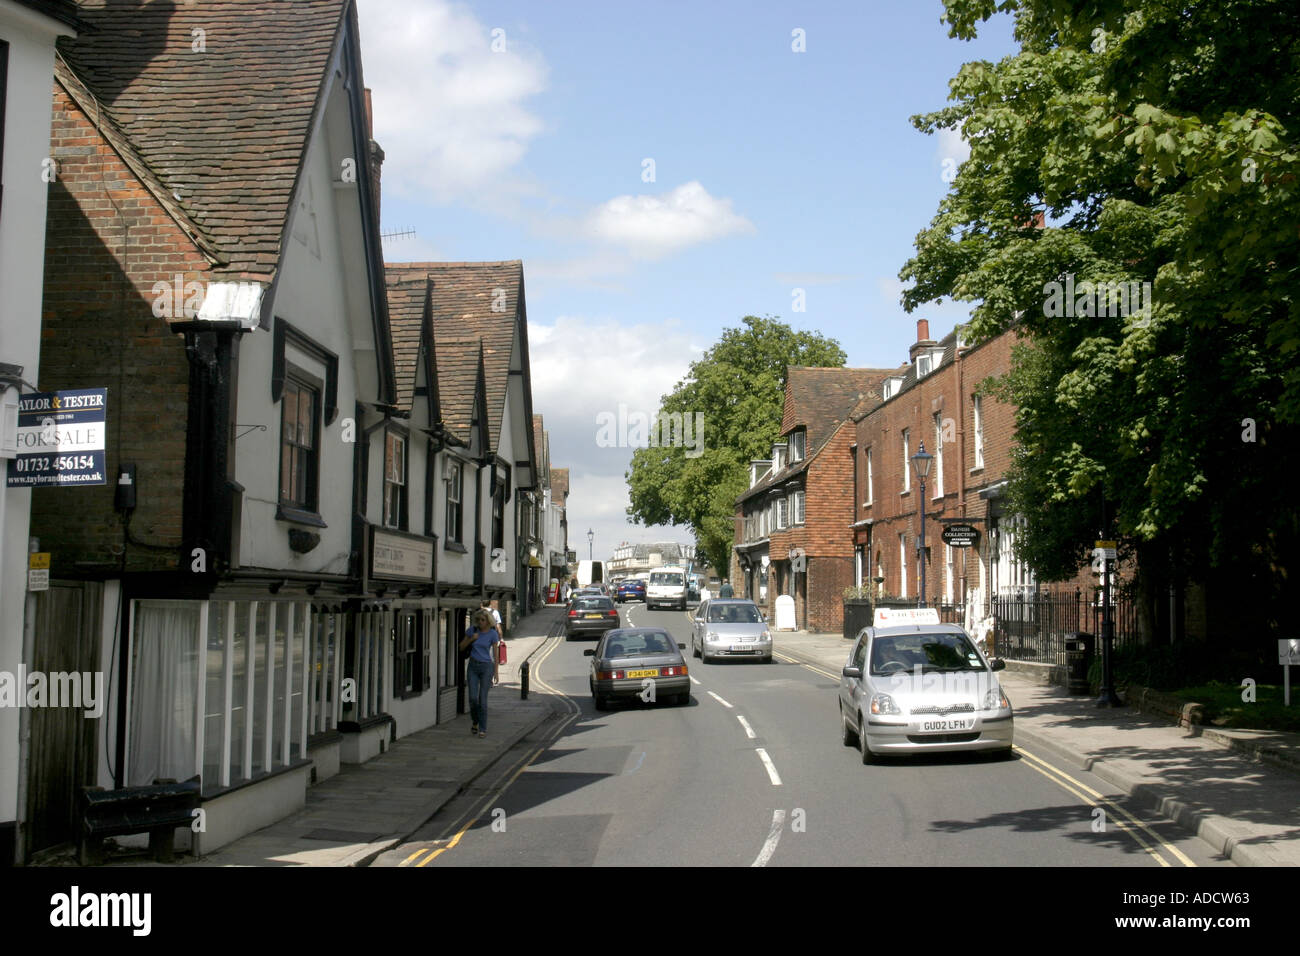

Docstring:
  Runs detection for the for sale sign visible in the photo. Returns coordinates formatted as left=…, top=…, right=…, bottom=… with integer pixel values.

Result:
left=5, top=389, right=107, bottom=487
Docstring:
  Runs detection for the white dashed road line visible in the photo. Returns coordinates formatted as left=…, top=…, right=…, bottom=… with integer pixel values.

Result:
left=755, top=748, right=782, bottom=786
left=751, top=808, right=786, bottom=867
left=707, top=691, right=733, bottom=708
left=689, top=675, right=701, bottom=685
left=736, top=715, right=756, bottom=739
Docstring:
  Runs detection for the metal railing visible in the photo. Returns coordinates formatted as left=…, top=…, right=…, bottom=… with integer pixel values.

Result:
left=991, top=589, right=1139, bottom=664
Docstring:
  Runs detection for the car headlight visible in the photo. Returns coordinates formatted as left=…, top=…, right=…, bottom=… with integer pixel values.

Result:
left=870, top=693, right=902, bottom=716
left=760, top=630, right=771, bottom=641
left=707, top=631, right=719, bottom=641
left=983, top=685, right=1010, bottom=710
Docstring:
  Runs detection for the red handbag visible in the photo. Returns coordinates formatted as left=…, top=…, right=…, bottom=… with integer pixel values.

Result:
left=498, top=636, right=507, bottom=665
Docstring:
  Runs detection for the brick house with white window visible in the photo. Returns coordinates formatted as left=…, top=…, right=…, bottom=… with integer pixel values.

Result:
left=851, top=320, right=1022, bottom=630
left=732, top=366, right=900, bottom=633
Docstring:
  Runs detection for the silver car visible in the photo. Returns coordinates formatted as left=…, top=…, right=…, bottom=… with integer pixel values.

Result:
left=838, top=623, right=1013, bottom=762
left=691, top=599, right=772, bottom=663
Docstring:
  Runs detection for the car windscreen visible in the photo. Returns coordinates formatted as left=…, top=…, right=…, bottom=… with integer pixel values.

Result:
left=707, top=603, right=760, bottom=623
left=574, top=597, right=614, bottom=610
left=869, top=632, right=986, bottom=675
left=603, top=632, right=677, bottom=657
left=649, top=573, right=683, bottom=586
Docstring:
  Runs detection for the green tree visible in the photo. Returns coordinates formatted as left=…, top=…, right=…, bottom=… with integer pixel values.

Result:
left=625, top=315, right=846, bottom=572
left=902, top=0, right=1299, bottom=637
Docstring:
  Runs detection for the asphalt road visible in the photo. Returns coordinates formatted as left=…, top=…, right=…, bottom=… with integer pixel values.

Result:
left=375, top=603, right=1232, bottom=868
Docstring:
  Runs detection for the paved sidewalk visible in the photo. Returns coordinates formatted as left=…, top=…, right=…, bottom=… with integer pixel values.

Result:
left=773, top=628, right=1300, bottom=867
left=192, top=605, right=565, bottom=867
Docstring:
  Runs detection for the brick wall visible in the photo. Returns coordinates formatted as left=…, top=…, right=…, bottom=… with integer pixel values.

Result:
left=855, top=331, right=1019, bottom=606
left=31, top=86, right=207, bottom=575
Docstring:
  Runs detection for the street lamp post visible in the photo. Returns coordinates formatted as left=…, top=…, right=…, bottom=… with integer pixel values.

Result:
left=911, top=441, right=933, bottom=608
left=587, top=528, right=594, bottom=561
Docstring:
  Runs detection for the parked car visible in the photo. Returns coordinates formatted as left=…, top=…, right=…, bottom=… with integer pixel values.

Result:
left=586, top=627, right=690, bottom=709
left=838, top=616, right=1013, bottom=763
left=691, top=599, right=772, bottom=663
left=565, top=596, right=621, bottom=640
left=616, top=579, right=646, bottom=603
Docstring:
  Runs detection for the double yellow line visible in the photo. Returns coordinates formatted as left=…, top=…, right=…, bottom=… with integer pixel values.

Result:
left=1014, top=746, right=1196, bottom=867
left=776, top=648, right=1196, bottom=868
left=401, top=631, right=579, bottom=867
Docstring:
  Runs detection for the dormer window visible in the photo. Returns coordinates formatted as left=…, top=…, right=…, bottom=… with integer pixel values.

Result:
left=771, top=442, right=787, bottom=471
left=788, top=430, right=806, bottom=462
left=916, top=349, right=945, bottom=379
left=882, top=376, right=904, bottom=400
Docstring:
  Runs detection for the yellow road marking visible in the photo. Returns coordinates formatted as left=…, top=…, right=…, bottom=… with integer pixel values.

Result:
left=1015, top=750, right=1169, bottom=867
left=413, top=626, right=580, bottom=866
left=777, top=645, right=1196, bottom=868
left=400, top=846, right=434, bottom=867
left=774, top=651, right=839, bottom=681
left=1014, top=746, right=1196, bottom=867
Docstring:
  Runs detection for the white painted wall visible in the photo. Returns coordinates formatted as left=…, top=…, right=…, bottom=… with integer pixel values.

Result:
left=232, top=75, right=371, bottom=575
left=0, top=0, right=76, bottom=837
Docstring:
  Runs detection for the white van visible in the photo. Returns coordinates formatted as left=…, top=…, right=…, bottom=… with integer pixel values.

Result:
left=577, top=560, right=604, bottom=589
left=647, top=565, right=688, bottom=611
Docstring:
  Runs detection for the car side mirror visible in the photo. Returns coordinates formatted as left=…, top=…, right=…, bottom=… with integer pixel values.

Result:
left=678, top=642, right=686, bottom=649
left=990, top=659, right=1006, bottom=671
left=842, top=666, right=862, bottom=679
left=583, top=649, right=595, bottom=657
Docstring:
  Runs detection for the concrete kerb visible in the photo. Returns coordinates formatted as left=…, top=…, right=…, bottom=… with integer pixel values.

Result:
left=342, top=698, right=559, bottom=868
left=345, top=608, right=566, bottom=868
left=774, top=635, right=1283, bottom=868
left=1007, top=722, right=1277, bottom=868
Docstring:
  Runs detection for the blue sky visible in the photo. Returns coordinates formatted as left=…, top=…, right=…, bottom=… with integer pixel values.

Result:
left=357, top=0, right=1017, bottom=565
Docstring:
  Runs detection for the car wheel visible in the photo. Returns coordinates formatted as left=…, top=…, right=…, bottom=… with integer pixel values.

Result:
left=693, top=641, right=701, bottom=659
left=859, top=714, right=876, bottom=765
left=762, top=654, right=772, bottom=664
left=841, top=705, right=860, bottom=748
left=990, top=746, right=1014, bottom=762
left=593, top=692, right=608, bottom=711
left=677, top=691, right=691, bottom=706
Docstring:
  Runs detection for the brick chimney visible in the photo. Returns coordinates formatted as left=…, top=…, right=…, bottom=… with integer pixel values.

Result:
left=909, top=318, right=936, bottom=364
left=365, top=88, right=384, bottom=224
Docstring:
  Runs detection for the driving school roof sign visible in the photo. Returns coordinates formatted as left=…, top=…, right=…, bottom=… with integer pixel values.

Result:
left=5, top=389, right=107, bottom=487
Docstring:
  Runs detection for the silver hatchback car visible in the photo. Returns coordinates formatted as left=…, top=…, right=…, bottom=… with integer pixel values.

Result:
left=839, top=621, right=1013, bottom=762
left=691, top=599, right=772, bottom=663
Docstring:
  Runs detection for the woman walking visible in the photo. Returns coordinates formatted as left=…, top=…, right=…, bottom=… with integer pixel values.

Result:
left=459, top=610, right=500, bottom=737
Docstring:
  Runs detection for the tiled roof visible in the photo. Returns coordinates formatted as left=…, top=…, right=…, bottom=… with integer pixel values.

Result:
left=433, top=337, right=483, bottom=444
left=550, top=468, right=569, bottom=502
left=384, top=273, right=428, bottom=412
left=57, top=0, right=348, bottom=276
left=532, top=414, right=547, bottom=479
left=782, top=366, right=901, bottom=452
left=387, top=261, right=523, bottom=452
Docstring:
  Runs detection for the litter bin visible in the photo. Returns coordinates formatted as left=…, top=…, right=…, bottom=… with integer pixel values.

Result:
left=1063, top=632, right=1094, bottom=695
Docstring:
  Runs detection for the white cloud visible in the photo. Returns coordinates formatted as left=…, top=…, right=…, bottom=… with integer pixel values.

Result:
left=585, top=181, right=755, bottom=259
left=936, top=126, right=971, bottom=165
left=358, top=0, right=547, bottom=205
left=530, top=313, right=702, bottom=561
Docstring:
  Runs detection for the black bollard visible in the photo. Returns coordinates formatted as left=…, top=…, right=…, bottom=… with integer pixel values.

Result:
left=520, top=660, right=529, bottom=700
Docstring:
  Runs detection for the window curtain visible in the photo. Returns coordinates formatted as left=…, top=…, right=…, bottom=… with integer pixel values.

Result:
left=129, top=602, right=201, bottom=786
